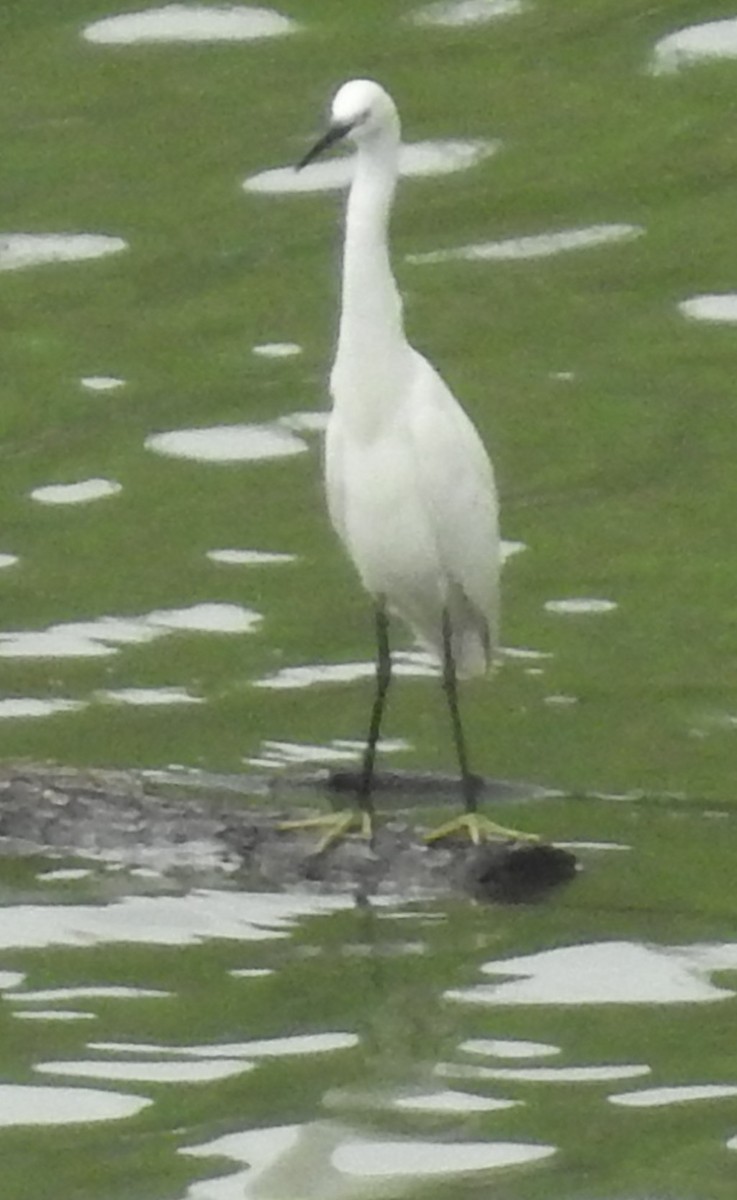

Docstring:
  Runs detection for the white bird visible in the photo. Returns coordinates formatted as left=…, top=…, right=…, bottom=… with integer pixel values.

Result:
left=296, top=79, right=514, bottom=846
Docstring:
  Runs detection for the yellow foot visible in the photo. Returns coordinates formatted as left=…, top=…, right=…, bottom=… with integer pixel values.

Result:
left=424, top=812, right=539, bottom=847
left=279, top=810, right=374, bottom=854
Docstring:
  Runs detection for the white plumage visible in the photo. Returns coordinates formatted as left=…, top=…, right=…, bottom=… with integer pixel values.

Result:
left=298, top=78, right=502, bottom=839
left=321, top=79, right=499, bottom=675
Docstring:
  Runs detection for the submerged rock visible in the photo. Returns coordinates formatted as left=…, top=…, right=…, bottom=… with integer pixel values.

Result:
left=0, top=764, right=576, bottom=903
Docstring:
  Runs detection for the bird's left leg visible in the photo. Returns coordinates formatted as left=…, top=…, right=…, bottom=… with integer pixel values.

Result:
left=425, top=608, right=537, bottom=845
left=441, top=607, right=476, bottom=813
left=280, top=600, right=391, bottom=851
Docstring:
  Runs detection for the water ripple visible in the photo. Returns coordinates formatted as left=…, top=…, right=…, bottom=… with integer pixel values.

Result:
left=0, top=233, right=127, bottom=271
left=83, top=4, right=298, bottom=45
left=679, top=294, right=737, bottom=323
left=0, top=602, right=261, bottom=659
left=91, top=1032, right=359, bottom=1059
left=408, top=223, right=643, bottom=264
left=610, top=1084, right=737, bottom=1108
left=145, top=423, right=307, bottom=462
left=437, top=1062, right=650, bottom=1083
left=36, top=1058, right=254, bottom=1083
left=30, top=478, right=122, bottom=505
left=445, top=940, right=737, bottom=1006
left=181, top=1122, right=556, bottom=1197
left=651, top=19, right=737, bottom=74
left=245, top=140, right=499, bottom=195
left=410, top=0, right=523, bottom=27
left=459, top=1037, right=560, bottom=1059
left=0, top=890, right=350, bottom=949
left=0, top=1084, right=150, bottom=1127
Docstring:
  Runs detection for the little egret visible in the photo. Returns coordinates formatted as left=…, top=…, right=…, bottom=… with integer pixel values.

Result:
left=293, top=79, right=517, bottom=847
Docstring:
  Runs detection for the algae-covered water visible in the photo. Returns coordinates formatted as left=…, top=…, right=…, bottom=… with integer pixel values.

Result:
left=1, top=1, right=737, bottom=1197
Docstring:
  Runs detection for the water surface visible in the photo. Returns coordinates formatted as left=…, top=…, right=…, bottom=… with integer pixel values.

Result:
left=1, top=2, right=737, bottom=1197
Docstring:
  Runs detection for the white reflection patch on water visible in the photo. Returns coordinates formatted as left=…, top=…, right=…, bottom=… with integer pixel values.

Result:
left=408, top=224, right=643, bottom=265
left=728, top=1133, right=737, bottom=1150
left=181, top=1122, right=555, bottom=1198
left=545, top=597, right=617, bottom=615
left=97, top=687, right=203, bottom=706
left=610, top=1084, right=737, bottom=1108
left=0, top=697, right=87, bottom=716
left=182, top=1125, right=301, bottom=1199
left=80, top=375, right=125, bottom=391
left=392, top=1089, right=518, bottom=1113
left=502, top=646, right=553, bottom=661
left=437, top=1063, right=650, bottom=1084
left=187, top=1169, right=258, bottom=1199
left=245, top=139, right=499, bottom=195
left=37, top=1059, right=254, bottom=1084
left=697, top=711, right=737, bottom=736
left=0, top=971, right=25, bottom=990
left=38, top=868, right=93, bottom=881
left=145, top=423, right=308, bottom=462
left=59, top=615, right=163, bottom=645
left=332, top=1137, right=555, bottom=1177
left=83, top=4, right=298, bottom=44
left=460, top=1037, right=561, bottom=1059
left=651, top=20, right=737, bottom=74
left=254, top=650, right=437, bottom=690
left=229, top=967, right=273, bottom=978
left=445, top=941, right=737, bottom=1006
left=411, top=0, right=523, bottom=26
left=207, top=548, right=296, bottom=566
left=246, top=736, right=409, bottom=768
left=92, top=1033, right=357, bottom=1059
left=0, top=890, right=349, bottom=949
left=0, top=553, right=19, bottom=568
left=252, top=342, right=302, bottom=358
left=342, top=940, right=427, bottom=960
left=679, top=294, right=737, bottom=323
left=30, top=478, right=122, bottom=505
left=0, top=602, right=261, bottom=659
left=559, top=840, right=632, bottom=852
left=149, top=603, right=260, bottom=633
left=0, top=1084, right=150, bottom=1127
left=501, top=538, right=526, bottom=561
left=278, top=410, right=329, bottom=433
left=14, top=1009, right=96, bottom=1022
left=0, top=233, right=127, bottom=271
left=0, top=630, right=114, bottom=659
left=10, top=985, right=170, bottom=1003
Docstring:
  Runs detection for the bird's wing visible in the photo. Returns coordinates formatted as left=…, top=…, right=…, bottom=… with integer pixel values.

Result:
left=324, top=416, right=349, bottom=547
left=405, top=351, right=501, bottom=645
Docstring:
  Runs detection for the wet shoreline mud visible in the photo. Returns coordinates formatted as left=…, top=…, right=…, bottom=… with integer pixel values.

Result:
left=0, top=763, right=576, bottom=902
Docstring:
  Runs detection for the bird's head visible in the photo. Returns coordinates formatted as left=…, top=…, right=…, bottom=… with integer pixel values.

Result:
left=297, top=79, right=400, bottom=170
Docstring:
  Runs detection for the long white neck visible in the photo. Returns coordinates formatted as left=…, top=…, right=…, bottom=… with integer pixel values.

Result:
left=335, top=128, right=405, bottom=370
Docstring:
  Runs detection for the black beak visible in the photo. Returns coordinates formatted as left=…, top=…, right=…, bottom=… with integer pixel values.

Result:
left=296, top=121, right=352, bottom=171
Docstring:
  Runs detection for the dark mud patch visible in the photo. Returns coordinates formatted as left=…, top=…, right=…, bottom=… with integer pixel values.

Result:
left=0, top=763, right=576, bottom=902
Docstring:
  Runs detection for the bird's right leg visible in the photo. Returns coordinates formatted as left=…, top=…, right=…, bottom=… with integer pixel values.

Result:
left=356, top=598, right=391, bottom=831
left=280, top=599, right=391, bottom=852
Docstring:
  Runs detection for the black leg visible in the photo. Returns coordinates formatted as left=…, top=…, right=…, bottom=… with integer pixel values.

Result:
left=358, top=600, right=391, bottom=816
left=441, top=608, right=477, bottom=813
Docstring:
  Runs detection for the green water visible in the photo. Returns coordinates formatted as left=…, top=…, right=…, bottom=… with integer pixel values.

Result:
left=1, top=0, right=735, bottom=802
left=1, top=1, right=737, bottom=1197
left=2, top=816, right=737, bottom=1200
